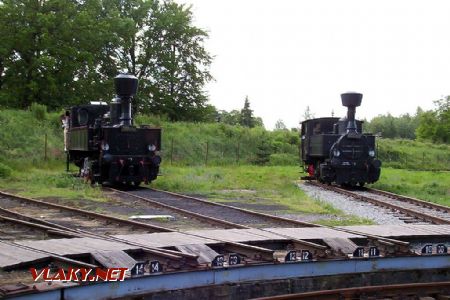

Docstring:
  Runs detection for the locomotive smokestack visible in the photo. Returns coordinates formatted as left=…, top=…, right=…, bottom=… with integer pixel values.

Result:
left=114, top=73, right=138, bottom=126
left=341, top=92, right=362, bottom=134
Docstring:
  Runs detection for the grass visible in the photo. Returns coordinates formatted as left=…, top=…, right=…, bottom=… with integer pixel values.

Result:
left=0, top=162, right=375, bottom=226
left=0, top=163, right=107, bottom=203
left=377, top=139, right=450, bottom=171
left=154, top=164, right=374, bottom=225
left=155, top=165, right=330, bottom=214
left=369, top=168, right=450, bottom=206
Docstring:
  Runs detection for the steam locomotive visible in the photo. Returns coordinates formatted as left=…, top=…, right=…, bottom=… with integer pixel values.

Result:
left=66, top=74, right=161, bottom=186
left=300, top=92, right=381, bottom=186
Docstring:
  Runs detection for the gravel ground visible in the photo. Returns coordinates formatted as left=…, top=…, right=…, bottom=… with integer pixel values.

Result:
left=298, top=182, right=408, bottom=225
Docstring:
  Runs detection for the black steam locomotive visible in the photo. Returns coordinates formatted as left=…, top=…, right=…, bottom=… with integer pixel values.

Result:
left=300, top=92, right=381, bottom=186
left=67, top=74, right=161, bottom=186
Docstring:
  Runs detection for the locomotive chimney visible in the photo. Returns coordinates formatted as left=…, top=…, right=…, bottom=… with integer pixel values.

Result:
left=114, top=73, right=138, bottom=126
left=341, top=92, right=362, bottom=134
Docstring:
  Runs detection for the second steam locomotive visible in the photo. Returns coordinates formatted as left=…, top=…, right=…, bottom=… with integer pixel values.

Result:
left=300, top=92, right=381, bottom=187
left=66, top=74, right=161, bottom=186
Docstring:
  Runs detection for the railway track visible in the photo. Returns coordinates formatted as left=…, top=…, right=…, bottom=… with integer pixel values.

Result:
left=308, top=181, right=450, bottom=225
left=0, top=187, right=411, bottom=261
left=109, top=187, right=412, bottom=254
left=0, top=191, right=172, bottom=237
left=109, top=187, right=319, bottom=229
left=0, top=191, right=201, bottom=263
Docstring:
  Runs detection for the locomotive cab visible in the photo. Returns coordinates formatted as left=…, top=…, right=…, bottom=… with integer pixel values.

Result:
left=67, top=74, right=162, bottom=186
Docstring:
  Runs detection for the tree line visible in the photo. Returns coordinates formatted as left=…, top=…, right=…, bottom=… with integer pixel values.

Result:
left=364, top=97, right=450, bottom=144
left=0, top=0, right=214, bottom=121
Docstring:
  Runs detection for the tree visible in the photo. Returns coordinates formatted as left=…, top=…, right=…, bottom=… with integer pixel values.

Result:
left=218, top=109, right=241, bottom=125
left=274, top=119, right=287, bottom=130
left=253, top=140, right=271, bottom=165
left=0, top=0, right=119, bottom=109
left=240, top=96, right=254, bottom=127
left=301, top=106, right=314, bottom=122
left=0, top=0, right=213, bottom=122
left=416, top=96, right=450, bottom=143
left=109, top=0, right=213, bottom=121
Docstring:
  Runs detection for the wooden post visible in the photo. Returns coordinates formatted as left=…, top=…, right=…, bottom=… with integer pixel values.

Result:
left=170, top=138, right=174, bottom=165
left=44, top=133, right=48, bottom=161
left=205, top=141, right=209, bottom=166
left=66, top=152, right=70, bottom=172
left=236, top=141, right=240, bottom=164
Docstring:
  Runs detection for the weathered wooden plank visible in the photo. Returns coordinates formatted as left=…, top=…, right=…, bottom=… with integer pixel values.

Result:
left=340, top=225, right=450, bottom=237
left=17, top=238, right=139, bottom=256
left=114, top=232, right=214, bottom=247
left=323, top=238, right=358, bottom=254
left=175, top=244, right=219, bottom=264
left=186, top=229, right=288, bottom=243
left=0, top=243, right=47, bottom=268
left=264, top=227, right=363, bottom=240
left=91, top=251, right=136, bottom=269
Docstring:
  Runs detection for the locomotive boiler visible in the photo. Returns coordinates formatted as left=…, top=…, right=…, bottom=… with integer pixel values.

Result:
left=300, top=92, right=381, bottom=186
left=67, top=74, right=161, bottom=186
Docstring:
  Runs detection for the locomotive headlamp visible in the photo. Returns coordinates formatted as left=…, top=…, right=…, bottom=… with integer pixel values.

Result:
left=368, top=149, right=375, bottom=157
left=333, top=148, right=340, bottom=157
left=101, top=143, right=110, bottom=151
left=148, top=144, right=156, bottom=151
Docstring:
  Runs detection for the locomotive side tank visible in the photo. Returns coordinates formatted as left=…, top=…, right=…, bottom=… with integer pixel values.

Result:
left=67, top=74, right=161, bottom=186
left=300, top=93, right=381, bottom=186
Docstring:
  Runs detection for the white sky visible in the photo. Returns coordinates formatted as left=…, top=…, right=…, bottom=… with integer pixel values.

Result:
left=181, top=0, right=450, bottom=129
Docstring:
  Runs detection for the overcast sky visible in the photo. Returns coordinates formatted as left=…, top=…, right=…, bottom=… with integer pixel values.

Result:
left=181, top=0, right=450, bottom=129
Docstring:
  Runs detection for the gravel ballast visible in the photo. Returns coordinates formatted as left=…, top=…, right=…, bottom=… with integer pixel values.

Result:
left=298, top=182, right=407, bottom=225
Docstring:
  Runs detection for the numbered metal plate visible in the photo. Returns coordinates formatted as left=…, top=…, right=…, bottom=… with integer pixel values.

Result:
left=285, top=250, right=297, bottom=262
left=212, top=255, right=225, bottom=267
left=353, top=247, right=365, bottom=258
left=436, top=244, right=448, bottom=254
left=228, top=253, right=241, bottom=266
left=368, top=246, right=380, bottom=257
left=421, top=244, right=433, bottom=255
left=131, top=262, right=146, bottom=276
left=150, top=261, right=162, bottom=274
left=301, top=250, right=312, bottom=261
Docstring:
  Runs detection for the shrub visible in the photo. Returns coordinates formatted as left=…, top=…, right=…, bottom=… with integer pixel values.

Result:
left=0, top=162, right=12, bottom=178
left=30, top=103, right=47, bottom=120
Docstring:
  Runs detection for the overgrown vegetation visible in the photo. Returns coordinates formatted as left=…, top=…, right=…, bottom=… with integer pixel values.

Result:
left=369, top=168, right=450, bottom=206
left=0, top=109, right=65, bottom=170
left=1, top=109, right=448, bottom=171
left=135, top=114, right=300, bottom=166
left=364, top=97, right=450, bottom=143
left=377, top=139, right=450, bottom=171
